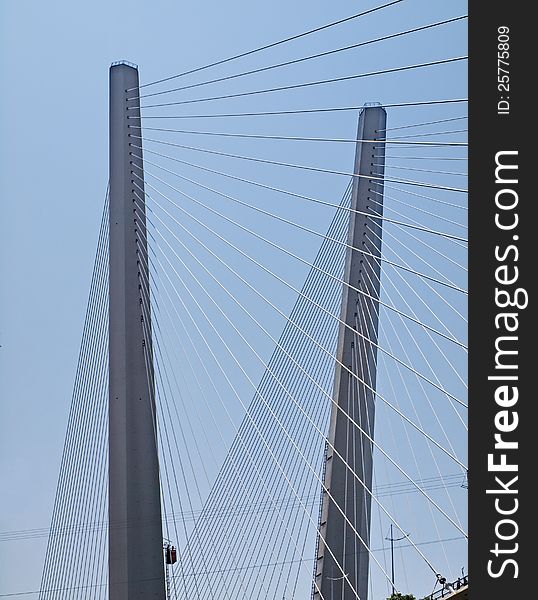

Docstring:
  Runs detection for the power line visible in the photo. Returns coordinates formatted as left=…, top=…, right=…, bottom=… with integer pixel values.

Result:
left=0, top=536, right=466, bottom=597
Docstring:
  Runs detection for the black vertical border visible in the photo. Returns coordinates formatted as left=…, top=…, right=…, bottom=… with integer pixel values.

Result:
left=469, top=2, right=531, bottom=597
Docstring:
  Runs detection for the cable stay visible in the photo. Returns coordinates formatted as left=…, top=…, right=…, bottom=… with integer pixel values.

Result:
left=137, top=201, right=466, bottom=575
left=137, top=155, right=468, bottom=293
left=135, top=98, right=468, bottom=120
left=36, top=11, right=469, bottom=596
left=131, top=16, right=467, bottom=101
left=132, top=167, right=468, bottom=347
left=131, top=126, right=468, bottom=148
left=131, top=143, right=467, bottom=222
left=135, top=191, right=467, bottom=415
left=132, top=179, right=470, bottom=452
left=134, top=57, right=467, bottom=109
left=131, top=0, right=407, bottom=91
left=378, top=115, right=468, bottom=132
left=130, top=137, right=468, bottom=194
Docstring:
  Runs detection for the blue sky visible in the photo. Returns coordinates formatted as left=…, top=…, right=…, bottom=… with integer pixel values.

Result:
left=0, top=0, right=467, bottom=597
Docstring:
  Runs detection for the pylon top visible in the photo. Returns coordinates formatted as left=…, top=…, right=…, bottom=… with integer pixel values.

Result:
left=110, top=60, right=138, bottom=69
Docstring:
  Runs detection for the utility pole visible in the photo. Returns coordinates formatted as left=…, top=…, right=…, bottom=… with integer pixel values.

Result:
left=314, top=105, right=386, bottom=600
left=385, top=524, right=409, bottom=596
left=109, top=61, right=166, bottom=600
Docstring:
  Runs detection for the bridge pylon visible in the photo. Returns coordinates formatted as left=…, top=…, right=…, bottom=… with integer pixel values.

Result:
left=314, top=105, right=387, bottom=600
left=108, top=62, right=166, bottom=600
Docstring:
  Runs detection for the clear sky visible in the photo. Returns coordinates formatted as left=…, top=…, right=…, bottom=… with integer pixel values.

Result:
left=0, top=0, right=467, bottom=597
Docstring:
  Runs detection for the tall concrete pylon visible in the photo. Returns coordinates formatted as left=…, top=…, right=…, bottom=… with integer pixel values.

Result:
left=108, top=62, right=165, bottom=600
left=314, top=105, right=387, bottom=600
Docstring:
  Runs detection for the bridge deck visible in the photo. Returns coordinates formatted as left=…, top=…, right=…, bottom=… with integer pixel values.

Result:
left=445, top=585, right=468, bottom=600
left=428, top=580, right=468, bottom=600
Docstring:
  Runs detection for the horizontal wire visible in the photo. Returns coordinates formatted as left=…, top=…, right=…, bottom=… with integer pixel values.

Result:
left=140, top=154, right=467, bottom=292
left=131, top=137, right=469, bottom=195
left=131, top=0, right=405, bottom=90
left=0, top=536, right=467, bottom=597
left=135, top=56, right=468, bottom=109
left=0, top=475, right=464, bottom=541
left=378, top=115, right=467, bottom=132
left=2, top=485, right=462, bottom=541
left=133, top=98, right=468, bottom=119
left=177, top=534, right=465, bottom=576
left=133, top=16, right=468, bottom=100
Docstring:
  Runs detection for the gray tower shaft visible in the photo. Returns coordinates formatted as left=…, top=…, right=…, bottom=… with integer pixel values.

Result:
left=314, top=106, right=386, bottom=600
left=109, top=62, right=165, bottom=600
